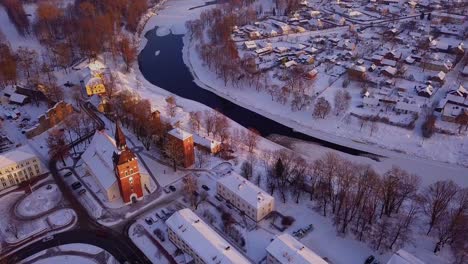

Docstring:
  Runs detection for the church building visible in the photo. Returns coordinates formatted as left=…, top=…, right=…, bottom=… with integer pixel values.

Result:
left=82, top=123, right=150, bottom=204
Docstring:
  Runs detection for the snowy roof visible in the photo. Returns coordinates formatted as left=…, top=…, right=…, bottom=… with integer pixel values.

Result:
left=3, top=85, right=16, bottom=96
left=395, top=102, right=420, bottom=113
left=386, top=250, right=425, bottom=264
left=436, top=71, right=446, bottom=80
left=363, top=97, right=379, bottom=106
left=266, top=234, right=327, bottom=264
left=0, top=146, right=37, bottom=168
left=166, top=209, right=250, bottom=264
left=192, top=134, right=220, bottom=150
left=217, top=173, right=274, bottom=209
left=168, top=128, right=192, bottom=141
left=9, top=93, right=27, bottom=104
left=382, top=66, right=397, bottom=76
left=81, top=131, right=118, bottom=190
left=351, top=65, right=366, bottom=72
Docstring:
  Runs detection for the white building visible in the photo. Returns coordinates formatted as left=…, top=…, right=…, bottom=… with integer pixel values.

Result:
left=0, top=147, right=42, bottom=190
left=266, top=234, right=327, bottom=264
left=217, top=173, right=274, bottom=221
left=166, top=208, right=251, bottom=264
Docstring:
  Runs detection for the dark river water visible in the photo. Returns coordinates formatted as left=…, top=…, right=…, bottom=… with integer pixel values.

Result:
left=138, top=27, right=374, bottom=157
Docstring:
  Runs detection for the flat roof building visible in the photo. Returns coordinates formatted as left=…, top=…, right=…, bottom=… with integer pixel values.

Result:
left=266, top=234, right=327, bottom=264
left=166, top=208, right=251, bottom=264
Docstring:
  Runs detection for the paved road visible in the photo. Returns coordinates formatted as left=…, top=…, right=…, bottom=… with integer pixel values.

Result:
left=6, top=229, right=148, bottom=264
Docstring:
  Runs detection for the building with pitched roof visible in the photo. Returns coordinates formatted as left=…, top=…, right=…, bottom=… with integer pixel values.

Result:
left=82, top=123, right=149, bottom=204
left=217, top=173, right=274, bottom=221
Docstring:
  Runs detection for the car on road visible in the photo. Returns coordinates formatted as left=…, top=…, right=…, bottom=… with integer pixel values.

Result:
left=145, top=217, right=153, bottom=225
left=365, top=255, right=376, bottom=264
left=64, top=171, right=73, bottom=177
left=163, top=187, right=171, bottom=194
left=153, top=228, right=165, bottom=241
left=42, top=235, right=54, bottom=242
left=201, top=185, right=210, bottom=191
left=78, top=189, right=86, bottom=195
left=71, top=182, right=82, bottom=190
left=169, top=185, right=176, bottom=192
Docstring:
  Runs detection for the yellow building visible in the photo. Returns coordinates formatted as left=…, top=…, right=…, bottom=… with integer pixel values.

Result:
left=85, top=74, right=106, bottom=96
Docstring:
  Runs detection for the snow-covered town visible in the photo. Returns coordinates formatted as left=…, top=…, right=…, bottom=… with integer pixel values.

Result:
left=0, top=0, right=467, bottom=264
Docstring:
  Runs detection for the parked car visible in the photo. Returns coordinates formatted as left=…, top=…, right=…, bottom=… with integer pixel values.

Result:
left=145, top=217, right=153, bottom=225
left=226, top=202, right=233, bottom=209
left=71, top=182, right=82, bottom=190
left=46, top=184, right=52, bottom=190
left=153, top=228, right=165, bottom=241
left=365, top=255, right=375, bottom=264
left=169, top=185, right=176, bottom=192
left=215, top=195, right=223, bottom=201
left=155, top=212, right=164, bottom=220
left=201, top=185, right=210, bottom=191
left=42, top=235, right=54, bottom=242
left=78, top=189, right=86, bottom=195
left=161, top=209, right=168, bottom=216
left=163, top=187, right=170, bottom=194
left=64, top=171, right=72, bottom=177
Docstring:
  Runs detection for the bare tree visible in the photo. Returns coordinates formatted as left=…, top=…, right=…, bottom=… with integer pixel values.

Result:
left=203, top=109, right=216, bottom=137
left=189, top=111, right=202, bottom=133
left=46, top=128, right=70, bottom=166
left=313, top=97, right=331, bottom=119
left=245, top=128, right=260, bottom=153
left=422, top=180, right=459, bottom=235
left=195, top=148, right=209, bottom=168
left=334, top=90, right=351, bottom=116
left=183, top=174, right=202, bottom=209
left=165, top=96, right=177, bottom=118
left=369, top=121, right=379, bottom=136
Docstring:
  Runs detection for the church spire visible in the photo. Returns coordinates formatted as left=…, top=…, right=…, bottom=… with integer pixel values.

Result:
left=115, top=121, right=127, bottom=150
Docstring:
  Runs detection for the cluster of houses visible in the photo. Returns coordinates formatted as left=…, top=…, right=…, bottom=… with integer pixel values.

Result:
left=354, top=11, right=467, bottom=122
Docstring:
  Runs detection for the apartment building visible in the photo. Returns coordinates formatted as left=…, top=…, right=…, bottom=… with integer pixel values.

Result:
left=266, top=234, right=327, bottom=264
left=0, top=147, right=42, bottom=190
left=216, top=173, right=274, bottom=222
left=166, top=208, right=251, bottom=264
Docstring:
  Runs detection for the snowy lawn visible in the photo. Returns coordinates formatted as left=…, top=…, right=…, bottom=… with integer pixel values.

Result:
left=15, top=184, right=62, bottom=218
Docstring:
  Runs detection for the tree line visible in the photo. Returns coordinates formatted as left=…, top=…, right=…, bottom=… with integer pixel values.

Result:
left=252, top=150, right=467, bottom=262
left=0, top=0, right=152, bottom=88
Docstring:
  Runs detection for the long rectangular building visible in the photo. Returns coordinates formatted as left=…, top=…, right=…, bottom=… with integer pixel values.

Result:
left=266, top=234, right=327, bottom=264
left=166, top=208, right=251, bottom=264
left=0, top=147, right=42, bottom=190
left=217, top=173, right=274, bottom=221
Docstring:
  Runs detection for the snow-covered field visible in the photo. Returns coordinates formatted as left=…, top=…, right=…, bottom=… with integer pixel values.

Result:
left=16, top=184, right=62, bottom=218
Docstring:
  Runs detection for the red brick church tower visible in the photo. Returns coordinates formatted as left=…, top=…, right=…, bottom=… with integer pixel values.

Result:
left=113, top=123, right=144, bottom=204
